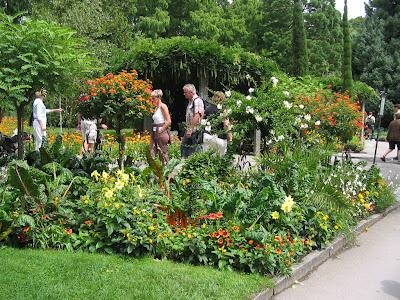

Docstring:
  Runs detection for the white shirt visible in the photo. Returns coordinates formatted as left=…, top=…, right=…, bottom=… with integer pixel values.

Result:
left=32, top=98, right=50, bottom=123
left=152, top=106, right=165, bottom=124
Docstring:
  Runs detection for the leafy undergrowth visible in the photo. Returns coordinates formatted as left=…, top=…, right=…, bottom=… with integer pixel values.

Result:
left=0, top=247, right=273, bottom=300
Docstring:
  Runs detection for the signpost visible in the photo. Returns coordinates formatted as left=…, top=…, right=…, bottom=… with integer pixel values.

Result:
left=373, top=91, right=386, bottom=164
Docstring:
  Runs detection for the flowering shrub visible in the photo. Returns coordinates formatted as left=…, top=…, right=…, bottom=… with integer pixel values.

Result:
left=79, top=70, right=154, bottom=120
left=79, top=70, right=154, bottom=163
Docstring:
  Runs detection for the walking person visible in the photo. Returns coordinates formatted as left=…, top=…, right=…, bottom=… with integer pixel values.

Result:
left=32, top=89, right=63, bottom=151
left=365, top=112, right=376, bottom=140
left=181, top=84, right=204, bottom=158
left=380, top=112, right=400, bottom=162
left=150, top=89, right=171, bottom=165
left=77, top=113, right=108, bottom=156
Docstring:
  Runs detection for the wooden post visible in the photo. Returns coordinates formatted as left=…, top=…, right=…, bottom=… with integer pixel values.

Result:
left=253, top=129, right=261, bottom=155
left=199, top=68, right=208, bottom=100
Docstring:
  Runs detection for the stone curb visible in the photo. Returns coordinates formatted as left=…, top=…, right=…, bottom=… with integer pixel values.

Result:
left=251, top=201, right=400, bottom=300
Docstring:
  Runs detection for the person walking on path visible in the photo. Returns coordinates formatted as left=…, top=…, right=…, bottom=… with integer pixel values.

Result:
left=181, top=83, right=204, bottom=158
left=150, top=89, right=171, bottom=165
left=381, top=112, right=400, bottom=162
left=365, top=112, right=376, bottom=140
left=32, top=89, right=63, bottom=151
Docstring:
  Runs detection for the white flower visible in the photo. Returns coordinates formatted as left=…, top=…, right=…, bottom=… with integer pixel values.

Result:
left=266, top=139, right=273, bottom=145
left=217, top=104, right=222, bottom=109
left=283, top=100, right=292, bottom=109
left=224, top=90, right=231, bottom=97
left=248, top=87, right=255, bottom=94
left=300, top=123, right=309, bottom=129
left=246, top=95, right=252, bottom=100
left=246, top=106, right=254, bottom=114
left=270, top=129, right=275, bottom=135
left=255, top=115, right=263, bottom=122
left=277, top=135, right=284, bottom=141
left=299, top=104, right=304, bottom=109
left=207, top=121, right=211, bottom=126
left=271, top=76, right=279, bottom=86
left=205, top=125, right=211, bottom=132
left=304, top=114, right=311, bottom=121
left=315, top=120, right=321, bottom=126
left=224, top=108, right=232, bottom=115
left=200, top=119, right=208, bottom=126
left=283, top=91, right=290, bottom=97
left=236, top=100, right=242, bottom=107
left=295, top=117, right=301, bottom=124
left=245, top=74, right=251, bottom=80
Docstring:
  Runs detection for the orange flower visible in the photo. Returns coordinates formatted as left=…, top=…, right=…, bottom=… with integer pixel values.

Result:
left=232, top=225, right=239, bottom=232
left=84, top=220, right=93, bottom=226
left=65, top=228, right=73, bottom=235
left=247, top=240, right=254, bottom=245
left=217, top=238, right=224, bottom=245
left=276, top=248, right=282, bottom=255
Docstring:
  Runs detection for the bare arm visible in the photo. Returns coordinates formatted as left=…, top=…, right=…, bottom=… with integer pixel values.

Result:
left=160, top=104, right=171, bottom=133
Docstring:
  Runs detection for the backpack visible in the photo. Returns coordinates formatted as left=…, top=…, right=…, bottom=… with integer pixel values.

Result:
left=191, top=97, right=218, bottom=118
left=203, top=99, right=218, bottom=118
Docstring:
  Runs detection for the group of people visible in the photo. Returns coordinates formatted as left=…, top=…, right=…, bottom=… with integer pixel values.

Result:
left=31, top=83, right=231, bottom=165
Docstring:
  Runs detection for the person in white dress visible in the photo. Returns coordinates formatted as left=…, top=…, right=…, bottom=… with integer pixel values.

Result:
left=150, top=89, right=171, bottom=165
left=32, top=89, right=63, bottom=151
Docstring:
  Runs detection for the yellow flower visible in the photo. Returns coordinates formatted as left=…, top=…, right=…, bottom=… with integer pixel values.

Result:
left=201, top=224, right=206, bottom=229
left=137, top=186, right=144, bottom=198
left=358, top=193, right=364, bottom=199
left=148, top=226, right=156, bottom=231
left=364, top=203, right=371, bottom=210
left=323, top=214, right=329, bottom=221
left=91, top=170, right=100, bottom=181
left=81, top=195, right=90, bottom=205
left=120, top=173, right=130, bottom=183
left=365, top=191, right=370, bottom=196
left=103, top=188, right=114, bottom=199
left=360, top=198, right=365, bottom=204
left=115, top=180, right=125, bottom=190
left=271, top=211, right=280, bottom=220
left=281, top=195, right=295, bottom=213
left=102, top=171, right=110, bottom=181
left=116, top=169, right=125, bottom=177
left=334, top=224, right=340, bottom=230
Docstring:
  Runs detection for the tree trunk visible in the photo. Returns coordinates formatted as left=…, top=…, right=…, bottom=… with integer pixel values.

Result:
left=360, top=101, right=365, bottom=141
left=17, top=104, right=25, bottom=159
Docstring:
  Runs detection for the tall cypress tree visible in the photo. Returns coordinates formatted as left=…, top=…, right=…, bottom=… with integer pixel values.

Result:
left=342, top=0, right=353, bottom=92
left=291, top=0, right=308, bottom=76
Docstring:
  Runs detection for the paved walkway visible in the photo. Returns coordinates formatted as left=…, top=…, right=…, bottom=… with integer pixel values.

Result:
left=273, top=139, right=400, bottom=300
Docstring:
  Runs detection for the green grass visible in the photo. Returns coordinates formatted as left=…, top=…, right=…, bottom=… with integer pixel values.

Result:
left=0, top=247, right=273, bottom=300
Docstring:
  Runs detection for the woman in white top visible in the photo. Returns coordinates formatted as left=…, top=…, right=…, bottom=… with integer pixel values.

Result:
left=32, top=89, right=63, bottom=151
left=150, top=89, right=171, bottom=165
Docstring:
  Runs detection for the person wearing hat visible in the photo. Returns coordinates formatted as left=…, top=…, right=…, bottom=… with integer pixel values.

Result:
left=32, top=89, right=63, bottom=151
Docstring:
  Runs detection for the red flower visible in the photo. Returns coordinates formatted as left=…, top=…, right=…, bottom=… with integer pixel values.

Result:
left=276, top=248, right=282, bottom=255
left=65, top=228, right=73, bottom=235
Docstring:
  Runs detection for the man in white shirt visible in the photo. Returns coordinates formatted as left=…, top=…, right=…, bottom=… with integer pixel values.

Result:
left=32, top=89, right=63, bottom=151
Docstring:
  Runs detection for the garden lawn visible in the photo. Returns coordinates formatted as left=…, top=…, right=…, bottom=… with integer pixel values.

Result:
left=0, top=247, right=273, bottom=300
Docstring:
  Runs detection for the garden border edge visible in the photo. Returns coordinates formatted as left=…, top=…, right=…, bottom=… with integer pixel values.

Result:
left=251, top=200, right=400, bottom=300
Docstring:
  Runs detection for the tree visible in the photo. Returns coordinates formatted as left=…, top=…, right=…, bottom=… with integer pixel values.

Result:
left=0, top=12, right=93, bottom=158
left=291, top=0, right=308, bottom=76
left=30, top=0, right=135, bottom=70
left=304, top=0, right=343, bottom=76
left=342, top=0, right=353, bottom=93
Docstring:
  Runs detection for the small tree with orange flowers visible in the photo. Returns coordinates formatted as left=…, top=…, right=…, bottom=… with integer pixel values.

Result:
left=79, top=70, right=154, bottom=166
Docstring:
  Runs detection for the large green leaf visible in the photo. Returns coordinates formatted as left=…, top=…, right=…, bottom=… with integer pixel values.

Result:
left=7, top=160, right=40, bottom=197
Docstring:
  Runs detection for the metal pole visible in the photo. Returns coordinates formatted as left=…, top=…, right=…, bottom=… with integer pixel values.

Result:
left=372, top=115, right=382, bottom=165
left=373, top=90, right=386, bottom=164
